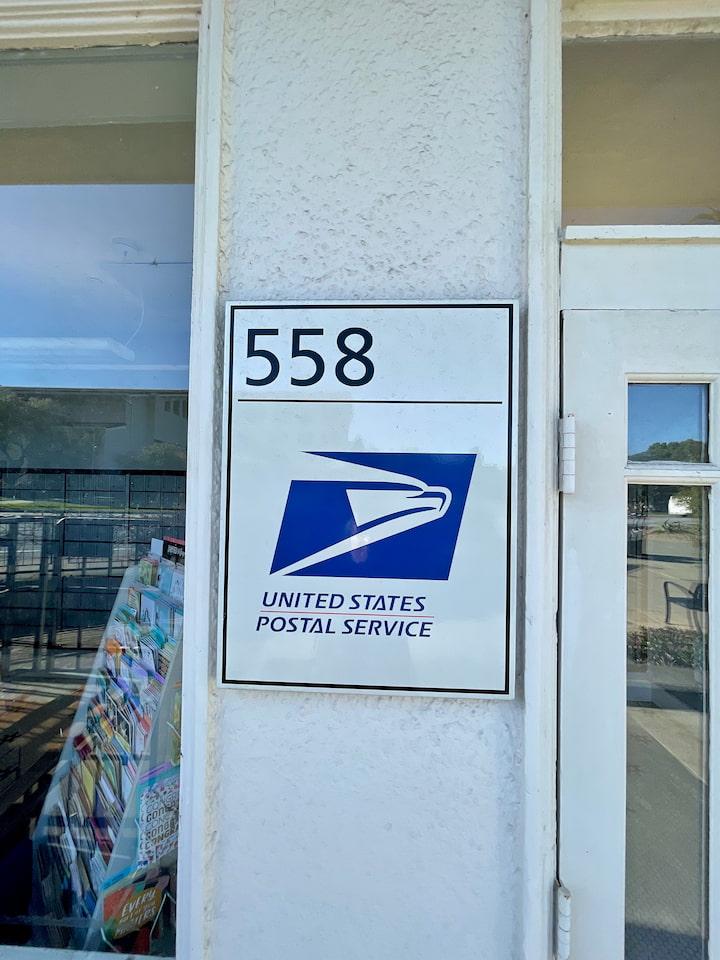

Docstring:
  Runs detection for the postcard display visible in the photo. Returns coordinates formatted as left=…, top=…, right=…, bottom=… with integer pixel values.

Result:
left=32, top=538, right=185, bottom=954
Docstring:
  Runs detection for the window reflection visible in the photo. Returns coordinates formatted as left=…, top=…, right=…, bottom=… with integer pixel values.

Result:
left=628, top=384, right=709, bottom=463
left=0, top=184, right=192, bottom=390
left=0, top=180, right=192, bottom=952
left=626, top=484, right=708, bottom=960
left=0, top=390, right=186, bottom=952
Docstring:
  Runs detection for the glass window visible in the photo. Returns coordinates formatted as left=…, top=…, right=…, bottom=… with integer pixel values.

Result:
left=0, top=45, right=196, bottom=955
left=628, top=384, right=709, bottom=463
left=626, top=484, right=709, bottom=959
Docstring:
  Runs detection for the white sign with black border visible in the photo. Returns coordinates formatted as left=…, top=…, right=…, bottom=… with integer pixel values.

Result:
left=218, top=302, right=517, bottom=698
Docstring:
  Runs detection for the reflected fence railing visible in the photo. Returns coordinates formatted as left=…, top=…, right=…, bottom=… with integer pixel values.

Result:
left=0, top=468, right=185, bottom=682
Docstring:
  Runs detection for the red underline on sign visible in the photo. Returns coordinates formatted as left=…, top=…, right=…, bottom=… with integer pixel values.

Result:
left=260, top=609, right=434, bottom=619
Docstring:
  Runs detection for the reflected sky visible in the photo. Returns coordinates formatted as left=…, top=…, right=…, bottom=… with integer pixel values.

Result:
left=628, top=384, right=708, bottom=460
left=0, top=184, right=192, bottom=389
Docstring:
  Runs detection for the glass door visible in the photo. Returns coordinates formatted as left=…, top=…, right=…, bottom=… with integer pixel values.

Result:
left=560, top=310, right=720, bottom=960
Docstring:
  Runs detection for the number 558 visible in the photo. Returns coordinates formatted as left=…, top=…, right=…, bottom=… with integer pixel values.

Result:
left=245, top=327, right=375, bottom=387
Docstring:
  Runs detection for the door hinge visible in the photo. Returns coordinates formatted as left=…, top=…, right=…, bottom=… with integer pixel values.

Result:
left=554, top=882, right=572, bottom=960
left=558, top=415, right=576, bottom=494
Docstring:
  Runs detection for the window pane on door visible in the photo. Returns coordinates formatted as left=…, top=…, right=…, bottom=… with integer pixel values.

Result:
left=626, top=484, right=709, bottom=960
left=628, top=384, right=709, bottom=463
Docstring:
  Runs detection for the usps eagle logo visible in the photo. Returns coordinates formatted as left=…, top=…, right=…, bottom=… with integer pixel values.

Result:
left=270, top=452, right=476, bottom=581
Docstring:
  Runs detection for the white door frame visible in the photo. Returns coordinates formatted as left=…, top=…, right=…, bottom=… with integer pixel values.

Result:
left=559, top=224, right=720, bottom=959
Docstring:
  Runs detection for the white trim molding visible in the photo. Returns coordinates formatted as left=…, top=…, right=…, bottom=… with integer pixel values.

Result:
left=0, top=0, right=200, bottom=50
left=563, top=0, right=720, bottom=38
left=561, top=225, right=720, bottom=310
left=176, top=0, right=223, bottom=959
left=523, top=0, right=562, bottom=958
left=564, top=225, right=720, bottom=244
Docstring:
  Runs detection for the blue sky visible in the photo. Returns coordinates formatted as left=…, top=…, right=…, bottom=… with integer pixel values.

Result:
left=628, top=382, right=707, bottom=455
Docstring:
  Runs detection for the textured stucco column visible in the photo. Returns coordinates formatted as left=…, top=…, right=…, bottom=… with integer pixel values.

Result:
left=210, top=2, right=529, bottom=957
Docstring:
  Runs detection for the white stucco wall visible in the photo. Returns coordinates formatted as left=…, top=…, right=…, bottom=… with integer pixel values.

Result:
left=210, top=1, right=529, bottom=957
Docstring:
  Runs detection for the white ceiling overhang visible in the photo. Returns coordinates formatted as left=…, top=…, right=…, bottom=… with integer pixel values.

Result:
left=0, top=0, right=200, bottom=50
left=1, top=2, right=718, bottom=53
left=564, top=0, right=720, bottom=38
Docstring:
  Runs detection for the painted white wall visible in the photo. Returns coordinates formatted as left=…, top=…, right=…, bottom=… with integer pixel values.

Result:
left=563, top=38, right=720, bottom=225
left=208, top=1, right=529, bottom=957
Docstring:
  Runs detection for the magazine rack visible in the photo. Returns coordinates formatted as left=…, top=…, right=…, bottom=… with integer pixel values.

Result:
left=32, top=550, right=183, bottom=954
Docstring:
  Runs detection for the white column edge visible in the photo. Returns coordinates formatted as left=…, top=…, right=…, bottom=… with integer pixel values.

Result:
left=176, top=0, right=223, bottom=959
left=523, top=0, right=562, bottom=958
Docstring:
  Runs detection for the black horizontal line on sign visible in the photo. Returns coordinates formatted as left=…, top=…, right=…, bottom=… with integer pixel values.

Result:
left=236, top=398, right=503, bottom=405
